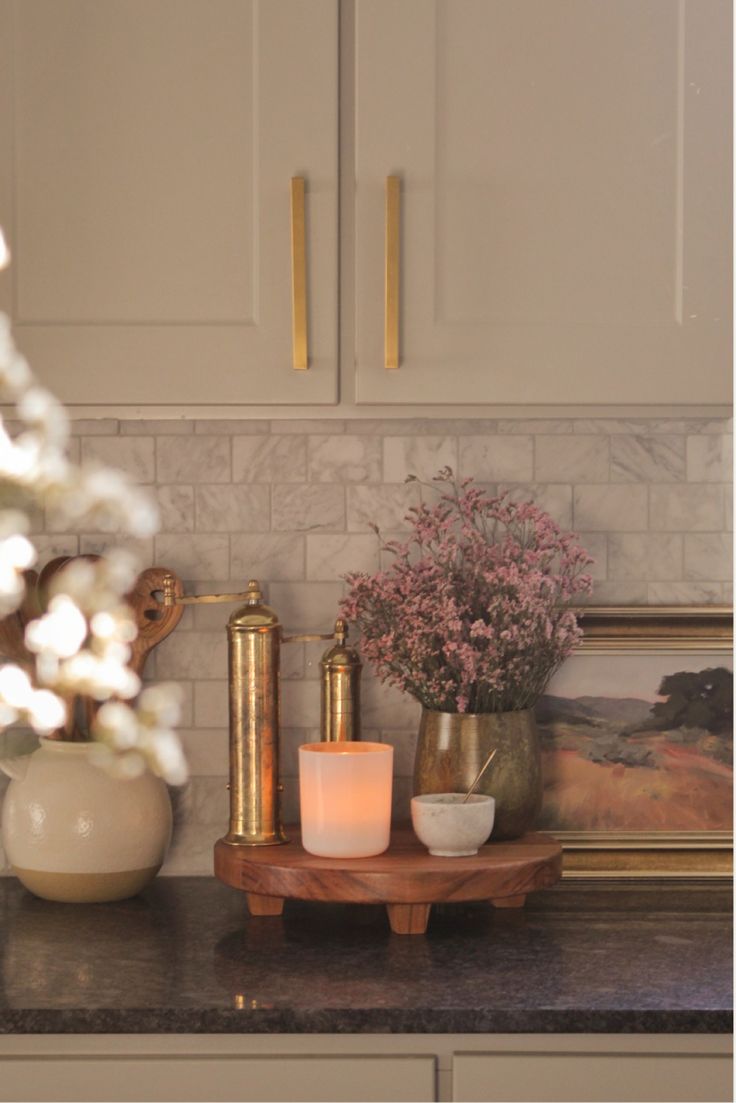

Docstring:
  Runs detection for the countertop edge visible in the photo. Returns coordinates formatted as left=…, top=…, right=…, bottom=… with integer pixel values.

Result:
left=0, top=1009, right=731, bottom=1036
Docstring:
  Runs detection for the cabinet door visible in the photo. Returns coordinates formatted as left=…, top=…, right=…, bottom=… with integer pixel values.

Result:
left=452, top=1051, right=732, bottom=1103
left=0, top=0, right=337, bottom=406
left=355, top=0, right=731, bottom=406
left=0, top=1055, right=437, bottom=1103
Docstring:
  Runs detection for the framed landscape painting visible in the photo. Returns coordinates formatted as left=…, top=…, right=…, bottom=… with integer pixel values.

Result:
left=536, top=606, right=733, bottom=878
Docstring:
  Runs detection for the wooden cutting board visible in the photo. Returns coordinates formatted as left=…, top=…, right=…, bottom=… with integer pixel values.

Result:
left=0, top=559, right=184, bottom=738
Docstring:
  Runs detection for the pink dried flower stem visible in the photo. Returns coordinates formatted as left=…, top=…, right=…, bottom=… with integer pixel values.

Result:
left=341, top=468, right=593, bottom=714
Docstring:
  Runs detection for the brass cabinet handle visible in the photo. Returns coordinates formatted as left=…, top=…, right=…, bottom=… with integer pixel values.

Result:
left=290, top=177, right=308, bottom=370
left=385, top=175, right=400, bottom=369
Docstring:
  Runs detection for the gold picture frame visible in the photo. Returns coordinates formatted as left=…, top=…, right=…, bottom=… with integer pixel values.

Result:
left=550, top=606, right=733, bottom=879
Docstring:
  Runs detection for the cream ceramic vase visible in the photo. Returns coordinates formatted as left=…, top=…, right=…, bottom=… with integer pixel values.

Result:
left=1, top=738, right=172, bottom=903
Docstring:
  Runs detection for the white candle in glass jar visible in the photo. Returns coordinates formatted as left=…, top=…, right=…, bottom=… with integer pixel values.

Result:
left=298, top=742, right=393, bottom=858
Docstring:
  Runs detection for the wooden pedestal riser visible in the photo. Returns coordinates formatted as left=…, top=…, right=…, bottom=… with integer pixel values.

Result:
left=215, top=830, right=562, bottom=934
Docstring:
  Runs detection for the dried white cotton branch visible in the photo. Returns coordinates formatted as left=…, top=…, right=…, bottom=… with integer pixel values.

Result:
left=0, top=251, right=186, bottom=784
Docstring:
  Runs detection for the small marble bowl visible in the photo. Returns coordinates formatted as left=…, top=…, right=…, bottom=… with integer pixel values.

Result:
left=410, top=793, right=495, bottom=857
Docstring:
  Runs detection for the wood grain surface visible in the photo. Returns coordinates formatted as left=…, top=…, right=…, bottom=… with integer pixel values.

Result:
left=215, top=829, right=562, bottom=934
left=0, top=560, right=184, bottom=740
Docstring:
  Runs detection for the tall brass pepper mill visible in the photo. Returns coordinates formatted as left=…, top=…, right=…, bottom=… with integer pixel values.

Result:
left=159, top=576, right=360, bottom=850
left=226, top=580, right=285, bottom=846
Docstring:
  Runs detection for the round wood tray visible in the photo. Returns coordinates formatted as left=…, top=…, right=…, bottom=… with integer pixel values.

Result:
left=214, top=828, right=562, bottom=934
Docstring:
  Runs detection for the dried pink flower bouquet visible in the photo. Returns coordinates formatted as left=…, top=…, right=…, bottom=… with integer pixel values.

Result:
left=341, top=469, right=594, bottom=715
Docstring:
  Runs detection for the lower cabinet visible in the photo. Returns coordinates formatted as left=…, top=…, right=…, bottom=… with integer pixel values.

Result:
left=0, top=1034, right=730, bottom=1103
left=0, top=1052, right=434, bottom=1103
left=453, top=1047, right=733, bottom=1103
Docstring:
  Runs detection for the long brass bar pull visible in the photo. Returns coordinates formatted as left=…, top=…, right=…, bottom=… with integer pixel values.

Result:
left=290, top=177, right=308, bottom=370
left=385, top=175, right=400, bottom=369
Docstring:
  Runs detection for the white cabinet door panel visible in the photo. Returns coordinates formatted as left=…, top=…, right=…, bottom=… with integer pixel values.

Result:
left=0, top=1054, right=437, bottom=1102
left=452, top=1050, right=732, bottom=1103
left=0, top=0, right=338, bottom=405
left=355, top=0, right=731, bottom=406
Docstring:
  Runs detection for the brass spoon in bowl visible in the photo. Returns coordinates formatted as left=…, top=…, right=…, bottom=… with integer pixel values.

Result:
left=462, top=747, right=498, bottom=804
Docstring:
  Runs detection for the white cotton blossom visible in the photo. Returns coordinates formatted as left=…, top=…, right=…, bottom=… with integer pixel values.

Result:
left=0, top=665, right=66, bottom=735
left=25, top=595, right=88, bottom=659
left=0, top=279, right=186, bottom=785
left=0, top=516, right=36, bottom=617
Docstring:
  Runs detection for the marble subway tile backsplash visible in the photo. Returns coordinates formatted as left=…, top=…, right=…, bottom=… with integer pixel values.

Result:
left=1, top=415, right=730, bottom=877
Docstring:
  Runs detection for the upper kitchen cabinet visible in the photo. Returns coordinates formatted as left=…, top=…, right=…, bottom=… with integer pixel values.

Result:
left=354, top=0, right=732, bottom=406
left=0, top=0, right=338, bottom=406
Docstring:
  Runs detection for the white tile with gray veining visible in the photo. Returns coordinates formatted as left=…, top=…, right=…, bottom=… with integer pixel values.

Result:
left=380, top=730, right=419, bottom=777
left=383, top=436, right=457, bottom=483
left=574, top=485, right=648, bottom=532
left=268, top=581, right=346, bottom=634
left=574, top=417, right=730, bottom=435
left=683, top=533, right=733, bottom=581
left=308, top=434, right=382, bottom=482
left=193, top=681, right=229, bottom=728
left=121, top=419, right=193, bottom=436
left=608, top=534, right=683, bottom=581
left=81, top=436, right=155, bottom=484
left=647, top=581, right=725, bottom=605
left=195, top=485, right=269, bottom=533
left=575, top=533, right=608, bottom=580
left=281, top=679, right=321, bottom=730
left=157, top=436, right=230, bottom=483
left=177, top=730, right=229, bottom=776
left=156, top=632, right=228, bottom=680
left=195, top=419, right=269, bottom=435
left=503, top=483, right=573, bottom=529
left=79, top=534, right=153, bottom=563
left=535, top=435, right=609, bottom=483
left=156, top=486, right=195, bottom=533
left=306, top=534, right=380, bottom=581
left=649, top=485, right=725, bottom=532
left=346, top=483, right=421, bottom=532
left=70, top=418, right=119, bottom=436
left=610, top=435, right=685, bottom=483
left=230, top=533, right=305, bottom=582
left=458, top=435, right=533, bottom=482
left=154, top=534, right=229, bottom=581
left=499, top=419, right=574, bottom=435
left=361, top=679, right=423, bottom=730
left=32, top=534, right=80, bottom=560
left=272, top=484, right=345, bottom=532
left=270, top=419, right=345, bottom=435
left=233, top=435, right=307, bottom=483
left=686, top=435, right=733, bottom=483
left=579, top=580, right=649, bottom=604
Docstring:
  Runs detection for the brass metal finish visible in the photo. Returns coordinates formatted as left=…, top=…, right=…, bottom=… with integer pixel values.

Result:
left=226, top=581, right=287, bottom=846
left=576, top=604, right=732, bottom=651
left=413, top=709, right=542, bottom=841
left=157, top=577, right=363, bottom=852
left=559, top=831, right=733, bottom=879
left=290, top=176, right=308, bottom=370
left=161, top=580, right=256, bottom=607
left=320, top=619, right=362, bottom=742
left=282, top=632, right=336, bottom=644
left=385, top=175, right=400, bottom=369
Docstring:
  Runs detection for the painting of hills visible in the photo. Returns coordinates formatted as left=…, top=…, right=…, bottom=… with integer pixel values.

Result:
left=535, top=654, right=733, bottom=832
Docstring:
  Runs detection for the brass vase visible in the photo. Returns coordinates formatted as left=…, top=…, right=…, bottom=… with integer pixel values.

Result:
left=412, top=708, right=543, bottom=841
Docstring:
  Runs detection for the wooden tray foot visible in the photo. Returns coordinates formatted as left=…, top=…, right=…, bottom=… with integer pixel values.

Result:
left=387, top=903, right=431, bottom=935
left=247, top=892, right=284, bottom=917
left=492, top=894, right=526, bottom=909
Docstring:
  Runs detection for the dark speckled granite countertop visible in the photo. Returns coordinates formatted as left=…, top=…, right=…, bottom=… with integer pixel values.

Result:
left=0, top=877, right=730, bottom=1034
